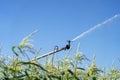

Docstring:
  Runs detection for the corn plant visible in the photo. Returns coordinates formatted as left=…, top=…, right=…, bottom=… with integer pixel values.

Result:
left=0, top=30, right=120, bottom=80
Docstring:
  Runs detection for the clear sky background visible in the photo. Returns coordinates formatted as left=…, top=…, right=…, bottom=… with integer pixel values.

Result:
left=0, top=0, right=120, bottom=68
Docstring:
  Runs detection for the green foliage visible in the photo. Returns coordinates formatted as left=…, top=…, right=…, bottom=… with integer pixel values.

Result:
left=0, top=31, right=120, bottom=80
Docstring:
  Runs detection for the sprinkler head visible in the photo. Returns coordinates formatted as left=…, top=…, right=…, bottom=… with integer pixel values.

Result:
left=65, top=40, right=71, bottom=49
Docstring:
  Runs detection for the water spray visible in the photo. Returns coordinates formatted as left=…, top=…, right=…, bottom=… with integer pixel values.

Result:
left=31, top=14, right=120, bottom=61
left=71, top=14, right=120, bottom=42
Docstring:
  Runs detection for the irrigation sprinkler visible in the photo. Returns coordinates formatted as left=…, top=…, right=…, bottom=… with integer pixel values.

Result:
left=31, top=14, right=120, bottom=61
left=31, top=40, right=71, bottom=61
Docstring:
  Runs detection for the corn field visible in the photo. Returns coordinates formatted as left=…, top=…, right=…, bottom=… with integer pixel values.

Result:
left=0, top=31, right=120, bottom=80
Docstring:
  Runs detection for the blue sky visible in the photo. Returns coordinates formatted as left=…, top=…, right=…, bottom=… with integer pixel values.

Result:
left=0, top=0, right=120, bottom=68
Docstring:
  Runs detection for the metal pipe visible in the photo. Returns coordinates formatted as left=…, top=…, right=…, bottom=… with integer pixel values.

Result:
left=31, top=40, right=71, bottom=61
left=31, top=47, right=66, bottom=61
